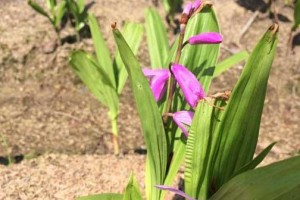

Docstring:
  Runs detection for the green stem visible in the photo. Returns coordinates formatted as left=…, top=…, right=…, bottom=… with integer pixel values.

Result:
left=111, top=116, right=119, bottom=155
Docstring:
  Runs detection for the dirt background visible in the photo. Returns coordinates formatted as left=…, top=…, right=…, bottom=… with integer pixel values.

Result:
left=0, top=0, right=299, bottom=199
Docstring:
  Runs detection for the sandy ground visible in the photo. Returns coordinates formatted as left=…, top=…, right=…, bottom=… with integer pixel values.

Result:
left=0, top=0, right=299, bottom=199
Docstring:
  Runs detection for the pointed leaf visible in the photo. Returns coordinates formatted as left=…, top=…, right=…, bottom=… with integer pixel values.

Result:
left=28, top=0, right=51, bottom=21
left=233, top=142, right=276, bottom=177
left=213, top=24, right=279, bottom=189
left=293, top=0, right=300, bottom=30
left=210, top=156, right=300, bottom=200
left=76, top=193, right=123, bottom=200
left=123, top=174, right=143, bottom=200
left=69, top=51, right=119, bottom=117
left=145, top=8, right=169, bottom=68
left=213, top=50, right=249, bottom=78
left=89, top=14, right=116, bottom=89
left=114, top=22, right=144, bottom=94
left=113, top=27, right=167, bottom=200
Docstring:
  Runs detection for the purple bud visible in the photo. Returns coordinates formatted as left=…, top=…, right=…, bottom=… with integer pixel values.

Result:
left=173, top=111, right=194, bottom=137
left=188, top=32, right=223, bottom=45
left=171, top=64, right=206, bottom=108
left=192, top=0, right=202, bottom=10
left=155, top=185, right=196, bottom=200
left=182, top=2, right=193, bottom=16
left=142, top=68, right=170, bottom=101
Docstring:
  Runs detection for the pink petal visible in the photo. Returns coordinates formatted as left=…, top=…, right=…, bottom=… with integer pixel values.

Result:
left=188, top=32, right=223, bottom=45
left=192, top=0, right=202, bottom=10
left=171, top=64, right=206, bottom=108
left=182, top=2, right=193, bottom=16
left=155, top=185, right=196, bottom=200
left=142, top=68, right=170, bottom=101
left=173, top=111, right=194, bottom=137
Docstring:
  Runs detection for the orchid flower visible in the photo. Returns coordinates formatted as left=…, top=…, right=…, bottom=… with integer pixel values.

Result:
left=171, top=64, right=206, bottom=108
left=155, top=185, right=196, bottom=200
left=172, top=111, right=194, bottom=137
left=188, top=32, right=223, bottom=45
left=142, top=68, right=170, bottom=101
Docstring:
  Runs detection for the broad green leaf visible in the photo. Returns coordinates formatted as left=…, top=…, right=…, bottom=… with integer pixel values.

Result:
left=113, top=27, right=167, bottom=200
left=114, top=22, right=144, bottom=94
left=123, top=174, right=143, bottom=200
left=54, top=1, right=66, bottom=28
left=233, top=142, right=276, bottom=177
left=213, top=50, right=249, bottom=78
left=28, top=0, right=51, bottom=21
left=69, top=51, right=119, bottom=118
left=89, top=14, right=116, bottom=89
left=210, top=156, right=300, bottom=200
left=293, top=0, right=300, bottom=30
left=213, top=24, right=279, bottom=189
left=181, top=6, right=220, bottom=92
left=185, top=99, right=226, bottom=199
left=76, top=193, right=123, bottom=200
left=145, top=8, right=169, bottom=68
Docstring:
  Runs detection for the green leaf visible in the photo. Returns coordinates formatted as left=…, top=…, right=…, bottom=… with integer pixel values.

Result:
left=46, top=0, right=56, bottom=10
left=123, top=173, right=143, bottom=200
left=185, top=99, right=226, bottom=199
left=54, top=1, right=66, bottom=28
left=76, top=193, right=123, bottom=200
left=69, top=51, right=119, bottom=118
left=114, top=22, right=144, bottom=94
left=77, top=0, right=85, bottom=13
left=88, top=14, right=116, bottom=89
left=213, top=50, right=249, bottom=78
left=233, top=142, right=276, bottom=177
left=212, top=24, right=279, bottom=189
left=181, top=6, right=220, bottom=92
left=293, top=0, right=300, bottom=30
left=113, top=27, right=167, bottom=200
left=145, top=8, right=169, bottom=68
left=28, top=0, right=51, bottom=21
left=210, top=156, right=300, bottom=200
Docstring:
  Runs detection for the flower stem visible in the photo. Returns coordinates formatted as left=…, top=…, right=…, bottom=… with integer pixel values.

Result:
left=111, top=116, right=119, bottom=155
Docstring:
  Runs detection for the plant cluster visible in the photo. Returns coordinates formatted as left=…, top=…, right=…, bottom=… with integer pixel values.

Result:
left=75, top=0, right=300, bottom=200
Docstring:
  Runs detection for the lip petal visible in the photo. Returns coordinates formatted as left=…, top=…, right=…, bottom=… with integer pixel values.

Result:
left=173, top=111, right=194, bottom=137
left=155, top=185, right=196, bottom=200
left=142, top=68, right=170, bottom=101
left=188, top=32, right=223, bottom=45
left=171, top=64, right=206, bottom=108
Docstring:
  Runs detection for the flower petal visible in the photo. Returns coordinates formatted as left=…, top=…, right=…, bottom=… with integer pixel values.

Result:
left=182, top=2, right=193, bottom=15
left=171, top=64, right=206, bottom=108
left=155, top=185, right=196, bottom=200
left=142, top=68, right=170, bottom=101
left=173, top=111, right=194, bottom=137
left=192, top=0, right=202, bottom=10
left=188, top=32, right=223, bottom=45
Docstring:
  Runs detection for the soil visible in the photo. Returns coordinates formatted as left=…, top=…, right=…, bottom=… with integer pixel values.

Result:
left=0, top=0, right=299, bottom=199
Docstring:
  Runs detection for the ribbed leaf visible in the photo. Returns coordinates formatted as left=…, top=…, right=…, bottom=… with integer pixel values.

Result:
left=210, top=156, right=300, bottom=200
left=213, top=50, right=249, bottom=78
left=114, top=22, right=144, bottom=94
left=123, top=174, right=143, bottom=200
left=89, top=14, right=116, bottom=89
left=184, top=99, right=226, bottom=199
left=145, top=8, right=169, bottom=68
left=213, top=24, right=279, bottom=189
left=69, top=51, right=119, bottom=117
left=76, top=193, right=123, bottom=200
left=28, top=0, right=51, bottom=21
left=181, top=6, right=220, bottom=92
left=233, top=142, right=276, bottom=177
left=113, top=27, right=167, bottom=200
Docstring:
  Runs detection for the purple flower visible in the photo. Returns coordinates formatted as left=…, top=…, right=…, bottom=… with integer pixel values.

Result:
left=192, top=0, right=202, bottom=10
left=182, top=2, right=193, bottom=16
left=155, top=185, right=196, bottom=200
left=188, top=32, right=223, bottom=45
left=142, top=68, right=170, bottom=101
left=171, top=64, right=206, bottom=108
left=172, top=111, right=194, bottom=137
